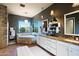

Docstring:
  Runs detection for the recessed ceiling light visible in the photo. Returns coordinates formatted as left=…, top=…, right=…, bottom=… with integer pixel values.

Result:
left=41, top=15, right=44, bottom=19
left=20, top=4, right=25, bottom=7
left=50, top=10, right=54, bottom=16
left=72, top=3, right=79, bottom=7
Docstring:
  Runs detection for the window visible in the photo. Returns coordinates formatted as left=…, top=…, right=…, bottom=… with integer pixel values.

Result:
left=18, top=20, right=31, bottom=33
left=33, top=19, right=42, bottom=33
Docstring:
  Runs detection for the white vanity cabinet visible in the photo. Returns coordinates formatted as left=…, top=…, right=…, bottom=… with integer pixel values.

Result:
left=36, top=36, right=79, bottom=56
left=36, top=36, right=40, bottom=44
left=69, top=44, right=79, bottom=56
left=37, top=36, right=57, bottom=55
left=57, top=41, right=69, bottom=56
left=43, top=38, right=57, bottom=55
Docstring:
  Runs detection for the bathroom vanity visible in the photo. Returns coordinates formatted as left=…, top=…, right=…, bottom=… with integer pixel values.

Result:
left=36, top=10, right=79, bottom=56
left=37, top=35, right=79, bottom=56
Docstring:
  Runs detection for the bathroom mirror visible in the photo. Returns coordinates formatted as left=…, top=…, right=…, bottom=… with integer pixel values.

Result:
left=42, top=19, right=48, bottom=33
left=64, top=10, right=79, bottom=36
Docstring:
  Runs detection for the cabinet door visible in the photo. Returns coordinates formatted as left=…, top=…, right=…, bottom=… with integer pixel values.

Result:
left=37, top=36, right=47, bottom=47
left=69, top=49, right=79, bottom=56
left=47, top=39, right=57, bottom=48
left=69, top=44, right=79, bottom=56
left=37, top=36, right=57, bottom=55
left=57, top=41, right=68, bottom=56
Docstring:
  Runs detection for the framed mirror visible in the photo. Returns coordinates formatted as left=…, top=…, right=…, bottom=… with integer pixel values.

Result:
left=42, top=19, right=48, bottom=33
left=64, top=10, right=79, bottom=36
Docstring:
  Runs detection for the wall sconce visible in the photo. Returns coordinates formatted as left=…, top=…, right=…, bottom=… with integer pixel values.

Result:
left=72, top=3, right=79, bottom=7
left=50, top=10, right=57, bottom=22
left=50, top=10, right=54, bottom=16
left=25, top=20, right=28, bottom=23
left=41, top=15, right=44, bottom=19
left=20, top=4, right=25, bottom=7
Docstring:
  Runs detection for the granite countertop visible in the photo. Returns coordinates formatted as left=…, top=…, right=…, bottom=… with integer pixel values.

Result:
left=40, top=35, right=79, bottom=46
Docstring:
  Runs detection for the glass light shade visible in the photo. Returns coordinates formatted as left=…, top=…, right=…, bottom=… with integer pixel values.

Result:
left=24, top=20, right=28, bottom=23
left=72, top=3, right=79, bottom=7
left=50, top=10, right=54, bottom=16
left=41, top=15, right=44, bottom=19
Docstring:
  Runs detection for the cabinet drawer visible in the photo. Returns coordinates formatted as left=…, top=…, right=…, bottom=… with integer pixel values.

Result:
left=45, top=41, right=56, bottom=49
left=48, top=39, right=56, bottom=43
left=57, top=41, right=68, bottom=47
left=43, top=44, right=56, bottom=55
left=49, top=48, right=56, bottom=55
left=69, top=44, right=79, bottom=51
left=46, top=39, right=56, bottom=45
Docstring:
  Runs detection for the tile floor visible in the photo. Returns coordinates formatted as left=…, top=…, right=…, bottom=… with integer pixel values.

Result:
left=0, top=44, right=51, bottom=56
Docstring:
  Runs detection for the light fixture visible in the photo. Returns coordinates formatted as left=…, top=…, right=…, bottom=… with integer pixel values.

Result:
left=50, top=10, right=57, bottom=22
left=53, top=17, right=57, bottom=22
left=50, top=10, right=54, bottom=16
left=24, top=20, right=28, bottom=23
left=20, top=4, right=25, bottom=7
left=72, top=3, right=79, bottom=7
left=41, top=15, right=44, bottom=19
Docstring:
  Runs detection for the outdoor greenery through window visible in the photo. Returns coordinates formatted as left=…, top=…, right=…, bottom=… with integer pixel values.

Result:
left=18, top=20, right=31, bottom=33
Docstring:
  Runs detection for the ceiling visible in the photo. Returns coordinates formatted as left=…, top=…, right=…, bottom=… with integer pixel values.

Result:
left=2, top=3, right=52, bottom=17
